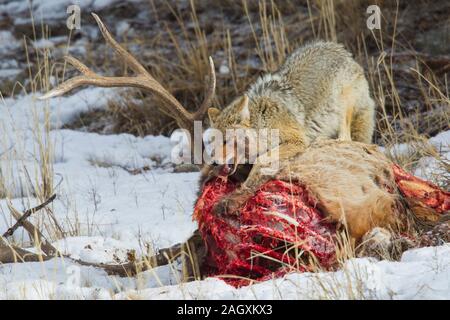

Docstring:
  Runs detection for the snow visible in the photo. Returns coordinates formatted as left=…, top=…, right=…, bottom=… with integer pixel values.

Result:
left=0, top=68, right=21, bottom=79
left=1, top=245, right=448, bottom=299
left=32, top=39, right=55, bottom=50
left=0, top=77, right=449, bottom=300
left=0, top=58, right=21, bottom=79
left=0, top=30, right=21, bottom=55
left=430, top=130, right=450, bottom=151
left=414, top=131, right=450, bottom=182
left=0, top=88, right=198, bottom=249
left=0, top=0, right=127, bottom=23
left=381, top=129, right=450, bottom=185
left=1, top=88, right=114, bottom=130
left=118, top=245, right=450, bottom=300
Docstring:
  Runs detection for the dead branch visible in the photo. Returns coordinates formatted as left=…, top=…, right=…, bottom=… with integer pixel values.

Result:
left=6, top=201, right=58, bottom=257
left=0, top=195, right=59, bottom=264
left=74, top=243, right=183, bottom=277
left=72, top=231, right=204, bottom=278
left=0, top=237, right=52, bottom=264
left=2, top=194, right=56, bottom=238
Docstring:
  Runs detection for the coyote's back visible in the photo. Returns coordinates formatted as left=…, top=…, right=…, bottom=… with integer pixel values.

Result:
left=246, top=41, right=375, bottom=144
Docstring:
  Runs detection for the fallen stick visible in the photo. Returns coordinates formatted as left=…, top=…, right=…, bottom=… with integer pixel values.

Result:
left=2, top=194, right=56, bottom=238
left=0, top=195, right=58, bottom=264
left=74, top=243, right=183, bottom=277
left=73, top=231, right=204, bottom=278
left=0, top=237, right=52, bottom=263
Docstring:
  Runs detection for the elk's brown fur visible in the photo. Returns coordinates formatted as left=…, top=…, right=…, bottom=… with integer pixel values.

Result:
left=275, top=140, right=401, bottom=239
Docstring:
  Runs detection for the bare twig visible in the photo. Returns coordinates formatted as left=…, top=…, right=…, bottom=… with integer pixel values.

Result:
left=5, top=200, right=58, bottom=257
left=2, top=194, right=56, bottom=238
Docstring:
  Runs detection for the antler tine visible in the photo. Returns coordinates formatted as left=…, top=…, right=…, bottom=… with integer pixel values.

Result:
left=39, top=75, right=91, bottom=100
left=39, top=56, right=96, bottom=99
left=91, top=12, right=195, bottom=122
left=193, top=56, right=216, bottom=120
left=64, top=56, right=96, bottom=76
left=91, top=13, right=148, bottom=76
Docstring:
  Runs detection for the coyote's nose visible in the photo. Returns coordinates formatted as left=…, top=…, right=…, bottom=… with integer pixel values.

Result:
left=211, top=160, right=220, bottom=167
left=214, top=163, right=232, bottom=176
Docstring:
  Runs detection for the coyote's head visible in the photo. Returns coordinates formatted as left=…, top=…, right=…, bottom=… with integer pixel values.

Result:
left=206, top=95, right=252, bottom=173
left=207, top=95, right=251, bottom=131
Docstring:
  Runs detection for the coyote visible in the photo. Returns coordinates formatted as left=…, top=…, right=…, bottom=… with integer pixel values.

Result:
left=203, top=41, right=376, bottom=214
left=40, top=15, right=375, bottom=228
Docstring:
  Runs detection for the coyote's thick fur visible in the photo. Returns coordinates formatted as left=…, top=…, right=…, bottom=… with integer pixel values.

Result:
left=204, top=41, right=376, bottom=217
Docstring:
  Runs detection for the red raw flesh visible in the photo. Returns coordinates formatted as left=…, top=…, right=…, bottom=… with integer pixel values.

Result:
left=393, top=164, right=450, bottom=214
left=193, top=177, right=336, bottom=287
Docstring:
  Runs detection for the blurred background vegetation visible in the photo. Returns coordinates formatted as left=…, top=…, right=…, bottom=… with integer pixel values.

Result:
left=0, top=0, right=449, bottom=145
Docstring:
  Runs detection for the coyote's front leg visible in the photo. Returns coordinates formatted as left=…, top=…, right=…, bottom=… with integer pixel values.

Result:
left=213, top=142, right=303, bottom=215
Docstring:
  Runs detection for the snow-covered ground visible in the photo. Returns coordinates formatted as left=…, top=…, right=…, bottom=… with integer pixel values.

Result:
left=0, top=87, right=448, bottom=300
left=1, top=245, right=449, bottom=300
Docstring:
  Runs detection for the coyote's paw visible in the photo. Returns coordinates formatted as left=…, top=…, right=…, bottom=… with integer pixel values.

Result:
left=212, top=198, right=231, bottom=216
left=212, top=192, right=249, bottom=216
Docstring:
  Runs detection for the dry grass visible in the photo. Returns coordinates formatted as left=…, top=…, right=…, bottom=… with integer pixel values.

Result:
left=1, top=15, right=69, bottom=244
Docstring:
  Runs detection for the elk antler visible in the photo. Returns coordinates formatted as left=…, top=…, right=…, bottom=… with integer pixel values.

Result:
left=40, top=13, right=216, bottom=133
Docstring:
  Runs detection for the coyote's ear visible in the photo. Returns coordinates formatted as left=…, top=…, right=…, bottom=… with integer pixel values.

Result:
left=238, top=95, right=250, bottom=123
left=208, top=107, right=221, bottom=124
